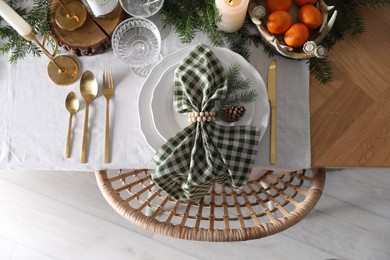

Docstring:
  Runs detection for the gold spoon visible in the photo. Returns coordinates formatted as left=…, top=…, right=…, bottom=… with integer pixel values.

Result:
left=80, top=70, right=98, bottom=163
left=65, top=91, right=79, bottom=158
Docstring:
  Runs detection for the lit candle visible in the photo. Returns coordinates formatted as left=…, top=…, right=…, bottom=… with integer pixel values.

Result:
left=0, top=0, right=32, bottom=37
left=215, top=0, right=249, bottom=33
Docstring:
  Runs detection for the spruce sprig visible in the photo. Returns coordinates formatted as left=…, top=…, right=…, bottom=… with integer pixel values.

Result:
left=353, top=0, right=390, bottom=7
left=221, top=90, right=258, bottom=110
left=308, top=57, right=332, bottom=84
left=0, top=0, right=51, bottom=63
left=226, top=63, right=251, bottom=96
left=200, top=0, right=224, bottom=46
left=217, top=64, right=258, bottom=114
left=179, top=10, right=197, bottom=43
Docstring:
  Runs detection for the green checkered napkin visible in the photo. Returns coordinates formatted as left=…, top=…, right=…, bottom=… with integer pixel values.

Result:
left=152, top=44, right=261, bottom=203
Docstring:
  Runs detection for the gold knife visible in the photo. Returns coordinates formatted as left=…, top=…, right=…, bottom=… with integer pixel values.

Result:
left=268, top=59, right=277, bottom=164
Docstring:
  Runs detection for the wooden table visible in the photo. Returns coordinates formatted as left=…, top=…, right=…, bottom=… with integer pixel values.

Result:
left=310, top=7, right=390, bottom=167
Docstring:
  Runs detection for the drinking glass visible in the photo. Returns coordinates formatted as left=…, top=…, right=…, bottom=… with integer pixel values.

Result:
left=112, top=18, right=161, bottom=77
left=120, top=0, right=170, bottom=40
left=119, top=0, right=164, bottom=18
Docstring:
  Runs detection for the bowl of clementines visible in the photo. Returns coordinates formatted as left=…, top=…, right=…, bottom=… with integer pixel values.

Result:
left=248, top=0, right=338, bottom=59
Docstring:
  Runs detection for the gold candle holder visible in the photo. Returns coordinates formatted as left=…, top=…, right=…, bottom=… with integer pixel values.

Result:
left=55, top=0, right=87, bottom=31
left=24, top=31, right=79, bottom=86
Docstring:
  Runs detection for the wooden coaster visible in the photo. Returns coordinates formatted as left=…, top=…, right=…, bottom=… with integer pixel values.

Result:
left=48, top=0, right=125, bottom=56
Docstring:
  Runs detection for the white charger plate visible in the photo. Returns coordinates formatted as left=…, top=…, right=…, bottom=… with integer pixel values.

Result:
left=138, top=45, right=270, bottom=151
left=150, top=65, right=255, bottom=142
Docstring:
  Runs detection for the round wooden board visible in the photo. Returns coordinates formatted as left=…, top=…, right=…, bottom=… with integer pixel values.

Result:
left=48, top=0, right=124, bottom=56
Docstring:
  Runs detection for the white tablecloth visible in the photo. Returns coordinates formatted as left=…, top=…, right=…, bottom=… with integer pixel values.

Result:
left=0, top=30, right=310, bottom=171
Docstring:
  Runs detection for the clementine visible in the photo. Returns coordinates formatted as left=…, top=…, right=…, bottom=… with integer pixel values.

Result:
left=298, top=4, right=323, bottom=29
left=294, top=0, right=317, bottom=6
left=266, top=0, right=292, bottom=12
left=266, top=11, right=292, bottom=35
left=284, top=23, right=309, bottom=48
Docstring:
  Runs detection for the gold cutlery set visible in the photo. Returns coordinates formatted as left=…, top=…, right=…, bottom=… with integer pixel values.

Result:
left=65, top=68, right=114, bottom=164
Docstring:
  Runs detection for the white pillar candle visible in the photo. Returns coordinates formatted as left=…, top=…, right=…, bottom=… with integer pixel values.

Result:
left=0, top=0, right=32, bottom=37
left=215, top=0, right=249, bottom=33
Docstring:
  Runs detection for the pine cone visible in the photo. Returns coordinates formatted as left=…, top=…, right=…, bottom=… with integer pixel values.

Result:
left=220, top=105, right=246, bottom=123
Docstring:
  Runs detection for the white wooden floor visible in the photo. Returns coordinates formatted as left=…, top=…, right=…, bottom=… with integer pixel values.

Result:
left=0, top=168, right=389, bottom=260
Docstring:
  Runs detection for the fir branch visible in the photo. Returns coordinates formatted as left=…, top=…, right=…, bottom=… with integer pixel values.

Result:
left=226, top=79, right=251, bottom=97
left=0, top=0, right=50, bottom=63
left=162, top=0, right=199, bottom=43
left=349, top=10, right=365, bottom=35
left=177, top=9, right=197, bottom=43
left=353, top=0, right=390, bottom=7
left=216, top=64, right=257, bottom=114
left=226, top=64, right=251, bottom=96
left=308, top=57, right=332, bottom=84
left=201, top=0, right=224, bottom=46
left=226, top=63, right=241, bottom=80
left=226, top=63, right=242, bottom=93
left=222, top=90, right=258, bottom=108
left=9, top=41, right=27, bottom=63
left=223, top=22, right=251, bottom=60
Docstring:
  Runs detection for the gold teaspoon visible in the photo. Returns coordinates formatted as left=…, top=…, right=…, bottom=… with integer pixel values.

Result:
left=65, top=91, right=79, bottom=158
left=80, top=71, right=98, bottom=163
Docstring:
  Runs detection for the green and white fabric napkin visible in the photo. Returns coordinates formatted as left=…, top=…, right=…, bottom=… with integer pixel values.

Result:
left=152, top=45, right=261, bottom=202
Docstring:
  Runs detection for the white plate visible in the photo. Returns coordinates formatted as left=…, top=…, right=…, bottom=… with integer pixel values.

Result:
left=150, top=64, right=255, bottom=141
left=138, top=45, right=270, bottom=151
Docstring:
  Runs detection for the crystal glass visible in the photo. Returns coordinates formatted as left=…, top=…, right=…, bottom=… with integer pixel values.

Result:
left=119, top=0, right=164, bottom=18
left=120, top=0, right=170, bottom=42
left=112, top=18, right=161, bottom=73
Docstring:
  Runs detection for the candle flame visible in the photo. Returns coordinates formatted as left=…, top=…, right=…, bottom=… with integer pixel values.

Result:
left=228, top=0, right=234, bottom=6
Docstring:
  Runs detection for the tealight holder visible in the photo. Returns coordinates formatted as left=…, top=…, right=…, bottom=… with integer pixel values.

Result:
left=24, top=30, right=79, bottom=86
left=54, top=0, right=87, bottom=31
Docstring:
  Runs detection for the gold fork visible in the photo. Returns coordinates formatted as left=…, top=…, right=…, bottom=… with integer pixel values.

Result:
left=103, top=68, right=114, bottom=163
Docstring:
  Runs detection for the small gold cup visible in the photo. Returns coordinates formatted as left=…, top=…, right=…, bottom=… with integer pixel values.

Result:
left=54, top=0, right=87, bottom=31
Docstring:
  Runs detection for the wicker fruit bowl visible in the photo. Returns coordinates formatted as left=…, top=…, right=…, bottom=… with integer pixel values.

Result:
left=248, top=0, right=338, bottom=59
